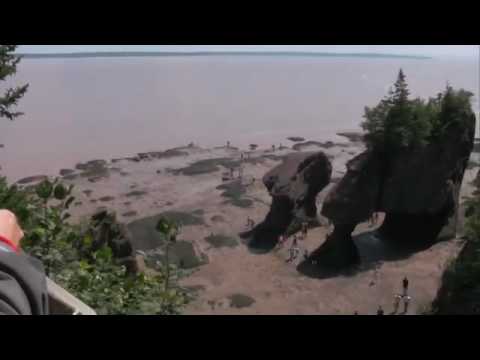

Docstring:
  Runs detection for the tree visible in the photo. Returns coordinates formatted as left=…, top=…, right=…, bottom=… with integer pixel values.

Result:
left=391, top=68, right=409, bottom=105
left=0, top=45, right=28, bottom=120
left=156, top=217, right=180, bottom=292
left=362, top=69, right=432, bottom=151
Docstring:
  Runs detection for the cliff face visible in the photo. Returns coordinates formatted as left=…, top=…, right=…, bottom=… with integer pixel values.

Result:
left=431, top=238, right=480, bottom=315
left=243, top=152, right=332, bottom=252
left=317, top=115, right=476, bottom=268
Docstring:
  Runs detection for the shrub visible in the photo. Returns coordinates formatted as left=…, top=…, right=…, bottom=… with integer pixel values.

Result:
left=0, top=178, right=188, bottom=315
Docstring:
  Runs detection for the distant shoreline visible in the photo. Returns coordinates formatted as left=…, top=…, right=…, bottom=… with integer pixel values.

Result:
left=17, top=51, right=432, bottom=60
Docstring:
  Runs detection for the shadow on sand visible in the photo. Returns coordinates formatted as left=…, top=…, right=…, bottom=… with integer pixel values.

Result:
left=296, top=230, right=452, bottom=280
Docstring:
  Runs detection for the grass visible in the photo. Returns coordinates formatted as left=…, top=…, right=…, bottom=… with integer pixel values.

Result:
left=228, top=294, right=255, bottom=308
left=122, top=211, right=138, bottom=217
left=76, top=160, right=110, bottom=179
left=128, top=211, right=205, bottom=251
left=227, top=198, right=254, bottom=208
left=210, top=215, right=225, bottom=223
left=125, top=190, right=148, bottom=198
left=146, top=241, right=208, bottom=270
left=158, top=211, right=205, bottom=226
left=205, top=234, right=239, bottom=249
left=175, top=158, right=241, bottom=176
left=216, top=180, right=253, bottom=208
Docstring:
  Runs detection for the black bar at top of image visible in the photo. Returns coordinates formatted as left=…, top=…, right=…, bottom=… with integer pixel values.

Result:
left=2, top=7, right=479, bottom=45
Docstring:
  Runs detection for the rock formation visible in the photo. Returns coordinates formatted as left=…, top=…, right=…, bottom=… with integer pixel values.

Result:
left=315, top=115, right=476, bottom=269
left=89, top=210, right=146, bottom=274
left=242, top=152, right=332, bottom=252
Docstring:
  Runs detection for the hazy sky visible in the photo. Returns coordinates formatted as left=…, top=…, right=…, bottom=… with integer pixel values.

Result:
left=18, top=45, right=479, bottom=58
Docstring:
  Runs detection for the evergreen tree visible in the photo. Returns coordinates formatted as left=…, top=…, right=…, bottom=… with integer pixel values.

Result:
left=391, top=68, right=409, bottom=105
left=362, top=69, right=433, bottom=151
left=0, top=45, right=28, bottom=120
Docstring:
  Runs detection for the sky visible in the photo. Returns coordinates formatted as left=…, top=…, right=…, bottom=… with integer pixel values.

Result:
left=17, top=45, right=479, bottom=58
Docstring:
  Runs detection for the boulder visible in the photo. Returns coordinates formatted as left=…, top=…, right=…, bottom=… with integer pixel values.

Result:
left=243, top=152, right=332, bottom=252
left=16, top=175, right=48, bottom=185
left=90, top=210, right=134, bottom=259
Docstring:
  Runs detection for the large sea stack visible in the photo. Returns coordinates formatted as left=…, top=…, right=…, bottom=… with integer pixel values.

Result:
left=242, top=152, right=332, bottom=252
left=316, top=112, right=476, bottom=268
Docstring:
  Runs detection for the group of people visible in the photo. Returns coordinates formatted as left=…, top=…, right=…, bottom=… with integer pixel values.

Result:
left=375, top=277, right=412, bottom=315
left=277, top=222, right=310, bottom=264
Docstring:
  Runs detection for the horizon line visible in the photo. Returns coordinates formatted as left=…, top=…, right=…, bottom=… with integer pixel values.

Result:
left=17, top=51, right=433, bottom=60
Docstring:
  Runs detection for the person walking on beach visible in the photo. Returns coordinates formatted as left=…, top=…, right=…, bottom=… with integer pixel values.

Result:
left=301, top=221, right=308, bottom=240
left=393, top=294, right=402, bottom=314
left=403, top=296, right=411, bottom=314
left=402, top=277, right=409, bottom=297
left=303, top=249, right=309, bottom=261
left=286, top=236, right=300, bottom=264
left=275, top=234, right=287, bottom=251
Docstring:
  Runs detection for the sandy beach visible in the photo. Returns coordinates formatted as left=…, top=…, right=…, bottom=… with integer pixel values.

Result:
left=13, top=133, right=479, bottom=315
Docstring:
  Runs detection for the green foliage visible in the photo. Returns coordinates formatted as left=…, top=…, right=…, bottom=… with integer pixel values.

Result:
left=0, top=178, right=188, bottom=314
left=0, top=177, right=37, bottom=226
left=361, top=70, right=475, bottom=153
left=0, top=45, right=29, bottom=120
left=431, top=190, right=480, bottom=314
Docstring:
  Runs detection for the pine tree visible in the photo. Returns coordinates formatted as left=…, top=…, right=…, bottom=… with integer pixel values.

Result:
left=0, top=45, right=29, bottom=120
left=391, top=69, right=410, bottom=105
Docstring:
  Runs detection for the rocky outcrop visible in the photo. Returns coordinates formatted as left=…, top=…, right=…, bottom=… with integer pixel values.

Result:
left=243, top=152, right=332, bottom=252
left=89, top=210, right=144, bottom=274
left=315, top=115, right=476, bottom=268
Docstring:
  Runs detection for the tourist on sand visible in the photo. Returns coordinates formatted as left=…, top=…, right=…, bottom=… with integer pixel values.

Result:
left=275, top=235, right=287, bottom=251
left=402, top=277, right=409, bottom=296
left=301, top=222, right=308, bottom=239
left=272, top=145, right=276, bottom=152
left=286, top=237, right=300, bottom=263
left=377, top=306, right=384, bottom=315
left=303, top=249, right=309, bottom=261
left=403, top=296, right=411, bottom=314
left=393, top=294, right=402, bottom=314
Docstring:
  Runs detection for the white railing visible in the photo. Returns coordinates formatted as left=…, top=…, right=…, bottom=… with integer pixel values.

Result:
left=47, top=278, right=96, bottom=315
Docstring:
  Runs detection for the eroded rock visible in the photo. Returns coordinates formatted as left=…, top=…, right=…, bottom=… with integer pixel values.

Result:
left=244, top=152, right=332, bottom=252
left=316, top=115, right=475, bottom=269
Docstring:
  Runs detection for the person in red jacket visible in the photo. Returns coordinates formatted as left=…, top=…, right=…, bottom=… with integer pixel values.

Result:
left=0, top=209, right=49, bottom=315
